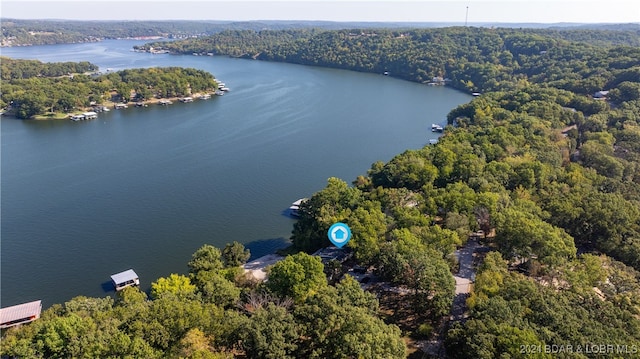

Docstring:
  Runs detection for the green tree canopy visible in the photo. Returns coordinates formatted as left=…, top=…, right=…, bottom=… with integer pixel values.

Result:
left=267, top=252, right=327, bottom=302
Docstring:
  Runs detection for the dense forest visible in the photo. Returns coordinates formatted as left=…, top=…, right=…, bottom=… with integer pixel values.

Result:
left=140, top=27, right=640, bottom=91
left=1, top=19, right=239, bottom=46
left=2, top=25, right=640, bottom=358
left=0, top=19, right=456, bottom=47
left=0, top=58, right=218, bottom=118
left=1, top=19, right=373, bottom=47
left=0, top=243, right=407, bottom=358
left=4, top=19, right=638, bottom=47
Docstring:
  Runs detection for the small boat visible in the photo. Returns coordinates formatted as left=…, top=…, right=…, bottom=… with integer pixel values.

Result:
left=200, top=94, right=211, bottom=100
left=220, top=87, right=230, bottom=92
left=179, top=97, right=193, bottom=103
left=431, top=124, right=444, bottom=132
left=159, top=99, right=173, bottom=105
left=288, top=198, right=307, bottom=218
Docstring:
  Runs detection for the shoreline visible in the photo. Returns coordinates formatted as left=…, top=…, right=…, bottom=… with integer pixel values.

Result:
left=3, top=91, right=217, bottom=121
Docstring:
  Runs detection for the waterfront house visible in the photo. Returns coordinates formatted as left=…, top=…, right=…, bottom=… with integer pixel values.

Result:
left=110, top=269, right=140, bottom=291
left=0, top=300, right=42, bottom=329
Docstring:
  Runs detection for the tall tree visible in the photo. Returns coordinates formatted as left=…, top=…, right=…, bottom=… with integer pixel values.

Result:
left=267, top=252, right=327, bottom=302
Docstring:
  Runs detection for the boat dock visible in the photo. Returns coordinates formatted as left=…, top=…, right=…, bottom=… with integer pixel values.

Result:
left=70, top=111, right=98, bottom=121
left=110, top=269, right=140, bottom=291
left=0, top=300, right=42, bottom=329
left=288, top=198, right=307, bottom=217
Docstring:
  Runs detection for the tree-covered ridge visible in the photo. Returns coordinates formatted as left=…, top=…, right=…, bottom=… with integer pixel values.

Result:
left=4, top=19, right=639, bottom=47
left=142, top=26, right=640, bottom=94
left=447, top=252, right=640, bottom=358
left=0, top=57, right=97, bottom=80
left=0, top=243, right=407, bottom=358
left=1, top=19, right=236, bottom=46
left=0, top=59, right=218, bottom=118
left=268, top=26, right=640, bottom=358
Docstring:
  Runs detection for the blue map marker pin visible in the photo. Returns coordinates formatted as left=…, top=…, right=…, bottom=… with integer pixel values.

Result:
left=328, top=222, right=352, bottom=248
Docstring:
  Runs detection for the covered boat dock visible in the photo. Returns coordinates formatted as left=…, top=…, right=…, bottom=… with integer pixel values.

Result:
left=110, top=269, right=140, bottom=291
left=0, top=300, right=42, bottom=329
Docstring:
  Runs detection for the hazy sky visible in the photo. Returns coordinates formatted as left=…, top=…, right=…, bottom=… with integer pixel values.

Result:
left=1, top=0, right=638, bottom=23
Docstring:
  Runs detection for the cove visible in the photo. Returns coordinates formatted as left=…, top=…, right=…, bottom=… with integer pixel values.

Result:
left=1, top=40, right=471, bottom=306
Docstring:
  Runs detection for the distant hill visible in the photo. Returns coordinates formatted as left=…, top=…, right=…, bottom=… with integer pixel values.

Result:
left=2, top=18, right=639, bottom=46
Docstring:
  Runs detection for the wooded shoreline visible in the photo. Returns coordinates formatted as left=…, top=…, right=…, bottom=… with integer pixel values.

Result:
left=1, top=60, right=219, bottom=120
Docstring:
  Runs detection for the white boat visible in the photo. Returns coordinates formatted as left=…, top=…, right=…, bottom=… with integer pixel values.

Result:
left=431, top=124, right=444, bottom=132
left=288, top=198, right=307, bottom=217
left=200, top=94, right=211, bottom=100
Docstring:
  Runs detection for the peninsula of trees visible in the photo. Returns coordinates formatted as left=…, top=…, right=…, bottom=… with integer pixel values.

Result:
left=2, top=25, right=640, bottom=358
left=139, top=26, right=640, bottom=93
left=0, top=58, right=218, bottom=119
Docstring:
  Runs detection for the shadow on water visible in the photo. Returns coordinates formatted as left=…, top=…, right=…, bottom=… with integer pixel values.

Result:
left=245, top=237, right=292, bottom=261
left=100, top=280, right=115, bottom=294
left=280, top=208, right=298, bottom=218
left=101, top=280, right=152, bottom=300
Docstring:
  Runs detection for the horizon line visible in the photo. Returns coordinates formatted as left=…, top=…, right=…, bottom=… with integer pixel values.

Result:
left=2, top=18, right=639, bottom=25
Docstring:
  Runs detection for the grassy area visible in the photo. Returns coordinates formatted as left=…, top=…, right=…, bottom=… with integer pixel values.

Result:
left=32, top=112, right=69, bottom=120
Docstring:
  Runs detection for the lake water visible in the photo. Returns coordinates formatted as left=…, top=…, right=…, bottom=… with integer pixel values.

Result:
left=1, top=40, right=471, bottom=307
